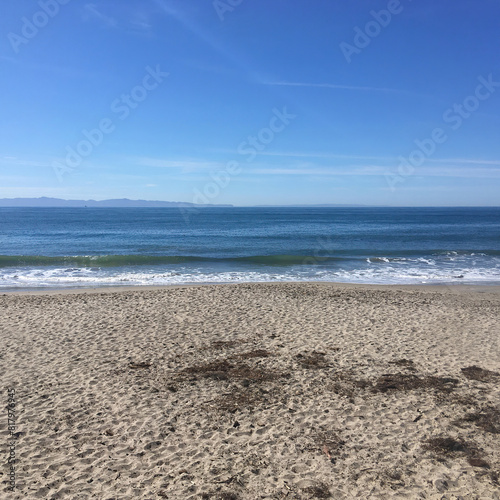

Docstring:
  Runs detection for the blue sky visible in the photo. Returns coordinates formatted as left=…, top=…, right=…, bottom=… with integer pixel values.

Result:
left=1, top=0, right=500, bottom=206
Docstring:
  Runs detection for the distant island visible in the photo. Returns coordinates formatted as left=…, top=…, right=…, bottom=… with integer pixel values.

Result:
left=0, top=197, right=233, bottom=208
left=0, top=197, right=372, bottom=208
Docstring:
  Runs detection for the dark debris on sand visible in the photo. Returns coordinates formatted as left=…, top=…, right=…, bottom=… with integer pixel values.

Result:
left=128, top=361, right=152, bottom=369
left=422, top=436, right=490, bottom=468
left=230, top=349, right=271, bottom=360
left=178, top=356, right=289, bottom=413
left=327, top=370, right=461, bottom=400
left=328, top=371, right=371, bottom=399
left=214, top=387, right=283, bottom=413
left=456, top=406, right=500, bottom=434
left=201, top=492, right=240, bottom=500
left=461, top=365, right=500, bottom=382
left=372, top=373, right=459, bottom=394
left=296, top=351, right=330, bottom=369
left=305, top=429, right=345, bottom=459
left=301, top=482, right=332, bottom=498
left=181, top=359, right=280, bottom=383
left=389, top=359, right=416, bottom=368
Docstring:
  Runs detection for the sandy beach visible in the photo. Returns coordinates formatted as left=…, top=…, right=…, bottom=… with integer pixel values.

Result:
left=1, top=282, right=499, bottom=499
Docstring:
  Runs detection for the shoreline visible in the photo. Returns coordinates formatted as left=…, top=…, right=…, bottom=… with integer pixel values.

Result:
left=3, top=280, right=500, bottom=296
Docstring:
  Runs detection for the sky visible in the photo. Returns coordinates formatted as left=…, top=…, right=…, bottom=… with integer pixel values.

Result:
left=1, top=0, right=500, bottom=206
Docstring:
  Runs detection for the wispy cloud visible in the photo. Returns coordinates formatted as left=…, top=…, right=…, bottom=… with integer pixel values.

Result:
left=4, top=153, right=500, bottom=191
left=421, top=167, right=500, bottom=178
left=232, top=151, right=397, bottom=162
left=262, top=81, right=411, bottom=94
left=129, top=19, right=152, bottom=32
left=0, top=187, right=69, bottom=197
left=134, top=157, right=223, bottom=171
left=249, top=166, right=385, bottom=176
left=154, top=0, right=233, bottom=58
left=0, top=56, right=103, bottom=80
left=83, top=3, right=118, bottom=28
left=248, top=165, right=500, bottom=178
left=0, top=157, right=52, bottom=168
left=131, top=158, right=500, bottom=178
left=153, top=0, right=271, bottom=83
left=209, top=149, right=500, bottom=168
left=81, top=3, right=153, bottom=34
left=428, top=158, right=500, bottom=166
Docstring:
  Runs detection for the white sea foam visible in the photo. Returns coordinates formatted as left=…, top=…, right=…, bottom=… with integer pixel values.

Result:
left=1, top=259, right=499, bottom=290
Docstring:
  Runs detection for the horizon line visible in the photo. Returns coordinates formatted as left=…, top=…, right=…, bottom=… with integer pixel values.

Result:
left=0, top=197, right=499, bottom=209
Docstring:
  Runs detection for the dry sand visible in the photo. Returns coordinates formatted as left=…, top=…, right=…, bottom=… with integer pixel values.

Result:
left=1, top=282, right=500, bottom=499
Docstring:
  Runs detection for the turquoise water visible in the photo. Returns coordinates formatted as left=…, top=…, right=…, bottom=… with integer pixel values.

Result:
left=0, top=207, right=499, bottom=289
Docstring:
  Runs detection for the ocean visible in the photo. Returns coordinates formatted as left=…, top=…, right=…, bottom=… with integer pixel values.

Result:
left=0, top=207, right=499, bottom=290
